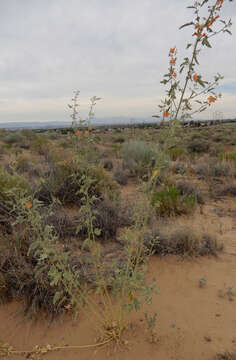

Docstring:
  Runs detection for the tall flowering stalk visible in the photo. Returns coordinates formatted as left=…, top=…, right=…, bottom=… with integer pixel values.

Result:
left=68, top=91, right=101, bottom=138
left=154, top=0, right=233, bottom=146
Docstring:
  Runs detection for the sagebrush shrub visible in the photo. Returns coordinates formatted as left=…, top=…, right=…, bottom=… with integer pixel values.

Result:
left=2, top=132, right=24, bottom=145
left=122, top=140, right=168, bottom=178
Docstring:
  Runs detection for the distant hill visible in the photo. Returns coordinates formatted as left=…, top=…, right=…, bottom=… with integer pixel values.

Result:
left=0, top=117, right=156, bottom=130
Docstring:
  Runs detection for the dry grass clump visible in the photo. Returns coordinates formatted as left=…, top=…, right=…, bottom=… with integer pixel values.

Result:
left=144, top=225, right=222, bottom=257
left=175, top=181, right=204, bottom=204
left=217, top=183, right=236, bottom=197
left=171, top=161, right=187, bottom=175
left=195, top=157, right=231, bottom=179
left=113, top=167, right=128, bottom=185
left=215, top=352, right=236, bottom=360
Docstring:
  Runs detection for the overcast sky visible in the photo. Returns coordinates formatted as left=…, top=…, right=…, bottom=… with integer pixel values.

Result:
left=0, top=0, right=235, bottom=123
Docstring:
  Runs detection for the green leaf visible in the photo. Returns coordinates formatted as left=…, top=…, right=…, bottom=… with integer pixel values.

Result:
left=200, top=0, right=208, bottom=7
left=179, top=22, right=194, bottom=30
left=186, top=43, right=192, bottom=49
left=198, top=78, right=206, bottom=87
left=202, top=37, right=211, bottom=48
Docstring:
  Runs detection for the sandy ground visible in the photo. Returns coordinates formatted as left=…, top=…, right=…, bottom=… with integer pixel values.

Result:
left=0, top=199, right=236, bottom=360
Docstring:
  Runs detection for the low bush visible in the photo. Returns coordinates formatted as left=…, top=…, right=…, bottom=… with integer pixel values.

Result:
left=0, top=167, right=31, bottom=204
left=215, top=352, right=236, bottom=360
left=2, top=132, right=25, bottom=145
left=113, top=167, right=128, bottom=185
left=0, top=197, right=81, bottom=316
left=150, top=186, right=196, bottom=217
left=187, top=139, right=210, bottom=153
left=122, top=140, right=156, bottom=177
left=112, top=136, right=125, bottom=143
left=144, top=226, right=222, bottom=257
left=31, top=136, right=49, bottom=155
left=122, top=140, right=168, bottom=178
left=219, top=151, right=236, bottom=162
left=175, top=181, right=204, bottom=204
left=14, top=155, right=30, bottom=174
left=35, top=159, right=120, bottom=205
left=218, top=183, right=236, bottom=197
left=103, top=159, right=113, bottom=171
left=195, top=158, right=231, bottom=178
left=76, top=198, right=120, bottom=241
left=171, top=161, right=187, bottom=175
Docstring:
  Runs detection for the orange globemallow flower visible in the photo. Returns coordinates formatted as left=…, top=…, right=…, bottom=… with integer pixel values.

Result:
left=25, top=201, right=32, bottom=209
left=76, top=130, right=81, bottom=136
left=170, top=58, right=176, bottom=65
left=193, top=74, right=198, bottom=82
left=163, top=112, right=170, bottom=118
left=173, top=72, right=177, bottom=78
left=84, top=130, right=89, bottom=136
left=88, top=126, right=93, bottom=131
left=217, top=0, right=224, bottom=6
left=208, top=96, right=216, bottom=103
left=169, top=48, right=175, bottom=54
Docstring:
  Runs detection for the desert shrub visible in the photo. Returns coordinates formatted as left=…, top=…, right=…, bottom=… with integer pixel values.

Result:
left=171, top=161, right=187, bottom=174
left=144, top=226, right=222, bottom=257
left=122, top=140, right=156, bottom=176
left=209, top=143, right=224, bottom=156
left=175, top=181, right=204, bottom=204
left=113, top=167, right=128, bottom=185
left=195, top=158, right=231, bottom=178
left=20, top=129, right=37, bottom=141
left=59, top=140, right=71, bottom=149
left=0, top=167, right=31, bottom=204
left=122, top=140, right=169, bottom=178
left=219, top=151, right=236, bottom=162
left=77, top=198, right=120, bottom=241
left=31, top=135, right=49, bottom=155
left=215, top=353, right=236, bottom=360
left=150, top=186, right=196, bottom=217
left=103, top=159, right=113, bottom=171
left=36, top=159, right=120, bottom=205
left=2, top=132, right=25, bottom=145
left=44, top=205, right=76, bottom=239
left=0, top=197, right=82, bottom=316
left=187, top=139, right=210, bottom=153
left=167, top=146, right=187, bottom=161
left=112, top=136, right=125, bottom=143
left=14, top=155, right=30, bottom=174
left=218, top=183, right=236, bottom=197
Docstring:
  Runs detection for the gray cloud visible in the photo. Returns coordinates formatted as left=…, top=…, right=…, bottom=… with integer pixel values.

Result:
left=0, top=0, right=235, bottom=122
